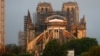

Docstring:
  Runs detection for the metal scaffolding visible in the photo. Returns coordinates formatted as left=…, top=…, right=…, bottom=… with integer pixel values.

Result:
left=0, top=0, right=5, bottom=53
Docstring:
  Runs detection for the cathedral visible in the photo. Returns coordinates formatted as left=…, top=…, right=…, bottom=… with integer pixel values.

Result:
left=23, top=1, right=86, bottom=55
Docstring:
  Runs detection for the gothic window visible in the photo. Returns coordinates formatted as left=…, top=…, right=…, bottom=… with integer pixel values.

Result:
left=41, top=8, right=44, bottom=12
left=69, top=8, right=74, bottom=23
left=67, top=8, right=70, bottom=18
left=45, top=8, right=48, bottom=12
left=72, top=8, right=74, bottom=16
left=71, top=8, right=74, bottom=15
left=67, top=8, right=69, bottom=13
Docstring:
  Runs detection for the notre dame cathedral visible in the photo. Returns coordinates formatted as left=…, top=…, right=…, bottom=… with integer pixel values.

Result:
left=23, top=1, right=86, bottom=55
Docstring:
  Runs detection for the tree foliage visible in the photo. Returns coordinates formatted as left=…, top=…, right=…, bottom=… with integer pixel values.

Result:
left=6, top=44, right=22, bottom=54
left=1, top=53, right=16, bottom=56
left=89, top=46, right=100, bottom=56
left=3, top=44, right=32, bottom=56
left=42, top=39, right=67, bottom=56
left=81, top=46, right=100, bottom=56
left=18, top=53, right=32, bottom=56
left=63, top=37, right=98, bottom=55
left=42, top=37, right=98, bottom=56
left=81, top=52, right=90, bottom=56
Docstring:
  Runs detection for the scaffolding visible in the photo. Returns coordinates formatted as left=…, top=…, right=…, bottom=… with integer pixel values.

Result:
left=0, top=0, right=5, bottom=53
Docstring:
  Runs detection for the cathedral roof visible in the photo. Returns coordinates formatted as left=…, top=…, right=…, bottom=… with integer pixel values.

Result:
left=46, top=15, right=67, bottom=20
left=49, top=19, right=64, bottom=22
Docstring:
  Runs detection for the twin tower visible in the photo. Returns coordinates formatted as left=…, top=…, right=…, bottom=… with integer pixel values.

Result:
left=36, top=2, right=86, bottom=38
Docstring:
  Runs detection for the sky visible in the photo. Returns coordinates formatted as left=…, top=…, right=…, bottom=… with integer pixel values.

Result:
left=6, top=0, right=100, bottom=45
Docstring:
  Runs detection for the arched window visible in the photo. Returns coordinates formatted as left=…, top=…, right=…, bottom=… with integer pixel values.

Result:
left=71, top=8, right=74, bottom=14
left=45, top=8, right=48, bottom=12
left=67, top=8, right=69, bottom=12
left=67, top=8, right=70, bottom=18
left=41, top=8, right=44, bottom=12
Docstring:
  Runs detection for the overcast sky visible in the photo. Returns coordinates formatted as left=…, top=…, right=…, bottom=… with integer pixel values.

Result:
left=6, top=0, right=100, bottom=45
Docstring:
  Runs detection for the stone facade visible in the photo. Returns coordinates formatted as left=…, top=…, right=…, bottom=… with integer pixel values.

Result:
left=23, top=1, right=86, bottom=55
left=36, top=2, right=86, bottom=38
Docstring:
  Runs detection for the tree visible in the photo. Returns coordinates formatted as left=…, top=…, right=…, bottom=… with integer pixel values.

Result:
left=81, top=52, right=89, bottom=56
left=42, top=37, right=98, bottom=56
left=18, top=53, right=32, bottom=56
left=6, top=44, right=22, bottom=54
left=1, top=53, right=16, bottom=56
left=81, top=46, right=100, bottom=56
left=42, top=39, right=67, bottom=56
left=64, top=37, right=98, bottom=56
left=89, top=46, right=100, bottom=56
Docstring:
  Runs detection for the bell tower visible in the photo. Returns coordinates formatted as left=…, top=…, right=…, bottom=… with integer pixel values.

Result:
left=62, top=2, right=79, bottom=29
left=36, top=2, right=53, bottom=25
left=36, top=2, right=53, bottom=33
left=0, top=0, right=5, bottom=53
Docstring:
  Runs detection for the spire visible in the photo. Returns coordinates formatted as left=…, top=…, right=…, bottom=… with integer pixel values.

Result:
left=82, top=15, right=86, bottom=24
left=26, top=10, right=35, bottom=30
left=28, top=10, right=31, bottom=17
left=26, top=10, right=32, bottom=25
left=83, top=15, right=85, bottom=19
left=80, top=15, right=86, bottom=24
left=27, top=10, right=32, bottom=21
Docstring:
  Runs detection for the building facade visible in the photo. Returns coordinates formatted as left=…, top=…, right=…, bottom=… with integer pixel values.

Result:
left=23, top=1, right=86, bottom=55
left=0, top=0, right=5, bottom=53
left=36, top=2, right=86, bottom=38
